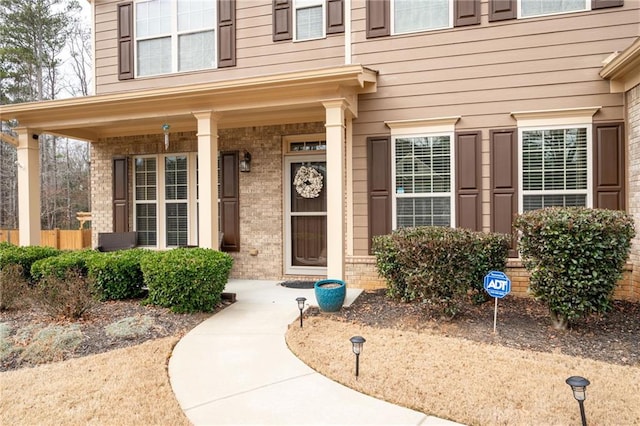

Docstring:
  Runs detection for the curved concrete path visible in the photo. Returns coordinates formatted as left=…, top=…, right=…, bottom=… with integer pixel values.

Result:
left=169, top=279, right=463, bottom=425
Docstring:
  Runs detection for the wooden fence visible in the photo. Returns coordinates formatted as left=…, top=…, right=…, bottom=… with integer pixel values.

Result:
left=0, top=229, right=92, bottom=250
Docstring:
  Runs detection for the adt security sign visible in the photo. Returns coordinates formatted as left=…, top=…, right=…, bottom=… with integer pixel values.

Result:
left=483, top=271, right=511, bottom=299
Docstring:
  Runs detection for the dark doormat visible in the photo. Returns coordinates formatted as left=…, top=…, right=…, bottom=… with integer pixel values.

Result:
left=279, top=280, right=316, bottom=289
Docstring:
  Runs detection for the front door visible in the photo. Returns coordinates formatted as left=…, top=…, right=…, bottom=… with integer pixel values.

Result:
left=285, top=155, right=327, bottom=275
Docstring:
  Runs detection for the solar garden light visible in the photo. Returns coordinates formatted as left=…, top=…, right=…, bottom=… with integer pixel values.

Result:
left=566, top=376, right=590, bottom=426
left=296, top=297, right=306, bottom=328
left=349, top=336, right=366, bottom=378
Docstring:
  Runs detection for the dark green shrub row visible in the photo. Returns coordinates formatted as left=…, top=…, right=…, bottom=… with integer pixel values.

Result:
left=141, top=248, right=233, bottom=313
left=0, top=245, right=61, bottom=281
left=373, top=227, right=510, bottom=317
left=514, top=207, right=635, bottom=329
left=88, top=248, right=148, bottom=301
left=0, top=241, right=15, bottom=251
left=31, top=250, right=98, bottom=281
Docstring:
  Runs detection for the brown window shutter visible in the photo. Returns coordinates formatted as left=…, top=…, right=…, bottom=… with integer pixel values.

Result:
left=220, top=151, right=240, bottom=251
left=117, top=2, right=134, bottom=80
left=218, top=0, right=236, bottom=67
left=593, top=122, right=625, bottom=210
left=489, top=0, right=516, bottom=22
left=366, top=0, right=390, bottom=38
left=490, top=129, right=518, bottom=257
left=326, top=0, right=345, bottom=34
left=592, top=0, right=623, bottom=9
left=273, top=0, right=292, bottom=41
left=112, top=157, right=129, bottom=232
left=455, top=131, right=482, bottom=231
left=367, top=136, right=392, bottom=253
left=454, top=0, right=480, bottom=27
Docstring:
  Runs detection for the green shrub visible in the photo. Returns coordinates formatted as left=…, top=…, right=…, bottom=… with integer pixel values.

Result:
left=87, top=249, right=149, bottom=301
left=34, top=267, right=98, bottom=319
left=514, top=207, right=635, bottom=329
left=30, top=250, right=98, bottom=282
left=373, top=227, right=510, bottom=317
left=0, top=264, right=29, bottom=311
left=0, top=246, right=61, bottom=281
left=141, top=248, right=233, bottom=313
left=0, top=241, right=15, bottom=251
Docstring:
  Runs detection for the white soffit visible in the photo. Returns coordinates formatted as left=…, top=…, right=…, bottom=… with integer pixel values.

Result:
left=511, top=107, right=601, bottom=127
left=385, top=116, right=461, bottom=135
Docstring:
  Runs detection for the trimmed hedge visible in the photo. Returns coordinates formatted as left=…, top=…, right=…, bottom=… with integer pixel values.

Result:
left=514, top=207, right=635, bottom=328
left=0, top=246, right=61, bottom=281
left=87, top=248, right=149, bottom=301
left=30, top=250, right=98, bottom=282
left=141, top=248, right=233, bottom=313
left=373, top=227, right=510, bottom=317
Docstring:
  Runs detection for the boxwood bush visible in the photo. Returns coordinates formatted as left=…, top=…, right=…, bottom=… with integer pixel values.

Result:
left=373, top=227, right=510, bottom=317
left=140, top=248, right=233, bottom=313
left=87, top=248, right=149, bottom=301
left=514, top=207, right=635, bottom=329
left=0, top=245, right=61, bottom=281
left=30, top=250, right=98, bottom=282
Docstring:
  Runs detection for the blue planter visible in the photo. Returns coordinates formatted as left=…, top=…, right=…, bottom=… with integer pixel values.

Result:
left=314, top=279, right=346, bottom=312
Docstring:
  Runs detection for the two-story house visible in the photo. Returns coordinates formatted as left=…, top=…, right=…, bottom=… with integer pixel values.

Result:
left=2, top=0, right=639, bottom=300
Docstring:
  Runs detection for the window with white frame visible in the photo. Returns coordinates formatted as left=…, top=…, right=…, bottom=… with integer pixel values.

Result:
left=520, top=126, right=589, bottom=211
left=392, top=0, right=451, bottom=35
left=295, top=0, right=325, bottom=40
left=135, top=0, right=216, bottom=77
left=135, top=157, right=158, bottom=246
left=519, top=0, right=588, bottom=18
left=393, top=134, right=453, bottom=228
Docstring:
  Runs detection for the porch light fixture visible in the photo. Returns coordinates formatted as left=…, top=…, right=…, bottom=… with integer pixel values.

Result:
left=240, top=151, right=251, bottom=172
left=296, top=297, right=306, bottom=328
left=349, top=336, right=366, bottom=378
left=566, top=376, right=590, bottom=426
left=162, top=123, right=170, bottom=150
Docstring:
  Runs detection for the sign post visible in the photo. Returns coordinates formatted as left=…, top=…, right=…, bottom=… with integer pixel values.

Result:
left=483, top=271, right=511, bottom=333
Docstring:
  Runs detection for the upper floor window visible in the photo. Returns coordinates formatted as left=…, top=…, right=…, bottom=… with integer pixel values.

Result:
left=135, top=0, right=216, bottom=77
left=519, top=0, right=588, bottom=18
left=295, top=0, right=325, bottom=41
left=392, top=0, right=452, bottom=34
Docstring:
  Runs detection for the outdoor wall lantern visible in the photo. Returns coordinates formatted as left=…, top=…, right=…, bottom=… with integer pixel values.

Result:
left=162, top=123, right=171, bottom=150
left=240, top=151, right=252, bottom=172
left=349, top=336, right=366, bottom=378
left=566, top=376, right=590, bottom=426
left=296, top=297, right=306, bottom=328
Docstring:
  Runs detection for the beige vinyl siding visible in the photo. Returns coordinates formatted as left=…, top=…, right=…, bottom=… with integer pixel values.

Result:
left=350, top=0, right=639, bottom=255
left=93, top=0, right=345, bottom=94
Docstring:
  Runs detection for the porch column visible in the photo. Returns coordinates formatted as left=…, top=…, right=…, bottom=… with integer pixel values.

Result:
left=323, top=100, right=347, bottom=279
left=193, top=111, right=220, bottom=249
left=16, top=128, right=41, bottom=246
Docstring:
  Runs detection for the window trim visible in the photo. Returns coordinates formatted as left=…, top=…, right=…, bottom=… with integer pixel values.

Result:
left=134, top=0, right=218, bottom=78
left=390, top=0, right=454, bottom=36
left=517, top=0, right=590, bottom=19
left=293, top=0, right=326, bottom=41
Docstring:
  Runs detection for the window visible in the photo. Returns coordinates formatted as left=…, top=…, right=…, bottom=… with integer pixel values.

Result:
left=392, top=0, right=452, bottom=34
left=520, top=127, right=590, bottom=211
left=135, top=0, right=216, bottom=77
left=295, top=0, right=325, bottom=40
left=393, top=135, right=453, bottom=227
left=519, top=0, right=588, bottom=18
left=164, top=156, right=189, bottom=246
left=135, top=157, right=158, bottom=245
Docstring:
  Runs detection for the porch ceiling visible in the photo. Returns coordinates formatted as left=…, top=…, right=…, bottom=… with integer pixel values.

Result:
left=0, top=65, right=377, bottom=142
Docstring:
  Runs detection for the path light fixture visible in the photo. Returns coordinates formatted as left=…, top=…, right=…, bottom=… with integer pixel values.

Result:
left=296, top=297, right=306, bottom=328
left=349, top=336, right=366, bottom=378
left=566, top=376, right=590, bottom=426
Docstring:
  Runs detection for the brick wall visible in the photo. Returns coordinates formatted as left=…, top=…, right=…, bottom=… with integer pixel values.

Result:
left=627, top=84, right=640, bottom=300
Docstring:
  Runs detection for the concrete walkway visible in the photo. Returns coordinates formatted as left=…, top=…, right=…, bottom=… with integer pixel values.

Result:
left=169, top=279, right=462, bottom=425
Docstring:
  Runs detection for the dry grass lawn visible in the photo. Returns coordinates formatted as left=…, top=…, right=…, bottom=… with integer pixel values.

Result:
left=286, top=317, right=640, bottom=426
left=0, top=337, right=189, bottom=426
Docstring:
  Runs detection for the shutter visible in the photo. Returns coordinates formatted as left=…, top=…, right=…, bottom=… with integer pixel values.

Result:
left=327, top=0, right=345, bottom=34
left=273, top=0, right=292, bottom=41
left=489, top=0, right=516, bottom=22
left=112, top=157, right=129, bottom=233
left=490, top=129, right=518, bottom=257
left=117, top=2, right=134, bottom=80
left=366, top=0, right=390, bottom=38
left=593, top=122, right=625, bottom=210
left=592, top=0, right=623, bottom=9
left=220, top=151, right=240, bottom=251
left=367, top=136, right=392, bottom=253
left=218, top=0, right=236, bottom=67
left=454, top=0, right=480, bottom=27
left=455, top=131, right=481, bottom=231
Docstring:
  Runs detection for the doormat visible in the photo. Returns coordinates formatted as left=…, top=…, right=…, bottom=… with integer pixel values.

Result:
left=279, top=280, right=315, bottom=289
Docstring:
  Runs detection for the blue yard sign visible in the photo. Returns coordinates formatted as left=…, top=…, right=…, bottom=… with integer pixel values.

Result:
left=483, top=270, right=511, bottom=299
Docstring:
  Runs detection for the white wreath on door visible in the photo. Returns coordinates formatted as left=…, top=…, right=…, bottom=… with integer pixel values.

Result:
left=294, top=165, right=323, bottom=199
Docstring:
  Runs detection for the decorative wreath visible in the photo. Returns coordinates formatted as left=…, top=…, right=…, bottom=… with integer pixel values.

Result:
left=294, top=165, right=324, bottom=199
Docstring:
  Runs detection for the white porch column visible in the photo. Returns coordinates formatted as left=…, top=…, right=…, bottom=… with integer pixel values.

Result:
left=193, top=111, right=220, bottom=249
left=16, top=128, right=41, bottom=246
left=323, top=100, right=347, bottom=280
